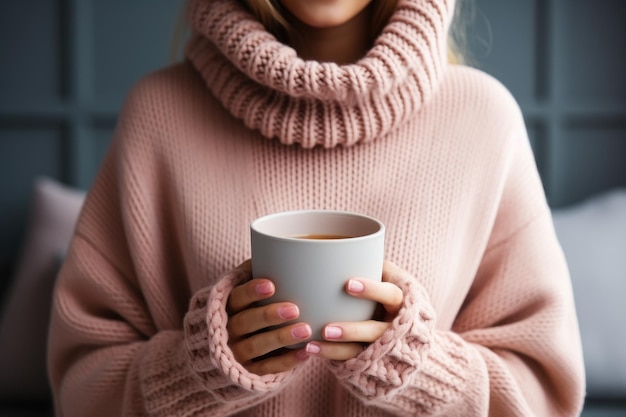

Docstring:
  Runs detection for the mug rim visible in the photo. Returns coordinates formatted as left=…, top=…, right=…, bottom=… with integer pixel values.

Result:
left=250, top=209, right=385, bottom=242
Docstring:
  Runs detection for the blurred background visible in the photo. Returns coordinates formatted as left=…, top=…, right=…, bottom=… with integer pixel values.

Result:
left=0, top=0, right=625, bottom=416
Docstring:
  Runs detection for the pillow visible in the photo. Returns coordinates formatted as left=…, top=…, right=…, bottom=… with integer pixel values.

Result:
left=0, top=177, right=85, bottom=401
left=551, top=189, right=626, bottom=399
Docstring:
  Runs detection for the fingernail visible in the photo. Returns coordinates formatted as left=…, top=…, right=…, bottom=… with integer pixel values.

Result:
left=306, top=342, right=321, bottom=354
left=324, top=326, right=342, bottom=339
left=347, top=279, right=365, bottom=293
left=291, top=325, right=311, bottom=339
left=278, top=305, right=299, bottom=320
left=256, top=281, right=273, bottom=295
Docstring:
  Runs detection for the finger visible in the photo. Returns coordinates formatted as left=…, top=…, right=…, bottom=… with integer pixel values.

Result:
left=246, top=349, right=309, bottom=376
left=304, top=341, right=365, bottom=361
left=382, top=260, right=410, bottom=287
left=227, top=278, right=275, bottom=314
left=231, top=323, right=312, bottom=364
left=322, top=320, right=390, bottom=343
left=345, top=278, right=403, bottom=316
left=227, top=302, right=300, bottom=339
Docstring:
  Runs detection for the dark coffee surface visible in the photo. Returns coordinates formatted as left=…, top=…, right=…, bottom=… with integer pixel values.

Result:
left=296, top=234, right=351, bottom=240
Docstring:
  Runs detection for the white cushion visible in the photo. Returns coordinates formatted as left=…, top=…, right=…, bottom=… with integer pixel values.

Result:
left=552, top=189, right=626, bottom=398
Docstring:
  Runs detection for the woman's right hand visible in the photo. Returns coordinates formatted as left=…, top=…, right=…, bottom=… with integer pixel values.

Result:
left=227, top=274, right=312, bottom=375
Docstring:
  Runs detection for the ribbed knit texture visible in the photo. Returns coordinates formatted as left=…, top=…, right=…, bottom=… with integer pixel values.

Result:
left=48, top=0, right=585, bottom=416
left=185, top=0, right=453, bottom=147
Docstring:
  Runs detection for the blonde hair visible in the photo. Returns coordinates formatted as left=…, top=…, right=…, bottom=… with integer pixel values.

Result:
left=240, top=0, right=466, bottom=65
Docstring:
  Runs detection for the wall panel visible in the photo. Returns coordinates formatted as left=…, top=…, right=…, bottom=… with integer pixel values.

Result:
left=93, top=0, right=182, bottom=108
left=467, top=0, right=626, bottom=208
left=553, top=122, right=626, bottom=206
left=562, top=0, right=626, bottom=103
left=0, top=0, right=64, bottom=107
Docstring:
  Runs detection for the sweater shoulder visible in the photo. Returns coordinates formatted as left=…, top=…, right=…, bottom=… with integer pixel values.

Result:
left=446, top=65, right=519, bottom=103
left=430, top=65, right=529, bottom=155
left=113, top=62, right=224, bottom=152
left=442, top=65, right=525, bottom=127
left=120, top=61, right=205, bottom=118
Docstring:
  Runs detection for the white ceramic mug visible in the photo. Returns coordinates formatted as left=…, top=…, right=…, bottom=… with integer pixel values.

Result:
left=250, top=210, right=385, bottom=345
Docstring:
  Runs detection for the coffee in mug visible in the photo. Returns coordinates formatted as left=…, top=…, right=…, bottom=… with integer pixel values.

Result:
left=250, top=210, right=385, bottom=346
left=296, top=234, right=351, bottom=240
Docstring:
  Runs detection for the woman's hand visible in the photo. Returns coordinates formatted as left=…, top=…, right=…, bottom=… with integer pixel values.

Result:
left=226, top=264, right=311, bottom=375
left=304, top=260, right=405, bottom=360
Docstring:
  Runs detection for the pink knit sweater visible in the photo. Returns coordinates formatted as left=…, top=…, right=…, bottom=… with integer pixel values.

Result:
left=48, top=0, right=585, bottom=416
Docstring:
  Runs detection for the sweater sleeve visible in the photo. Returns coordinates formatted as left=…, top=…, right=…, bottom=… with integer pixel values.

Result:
left=184, top=261, right=299, bottom=400
left=328, top=126, right=586, bottom=416
left=49, top=235, right=295, bottom=417
left=47, top=76, right=297, bottom=416
left=328, top=263, right=490, bottom=415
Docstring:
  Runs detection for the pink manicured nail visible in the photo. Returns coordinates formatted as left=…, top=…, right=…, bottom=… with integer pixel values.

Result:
left=306, top=342, right=321, bottom=354
left=256, top=281, right=274, bottom=295
left=324, top=326, right=343, bottom=339
left=347, top=279, right=365, bottom=293
left=277, top=305, right=299, bottom=320
left=291, top=325, right=311, bottom=339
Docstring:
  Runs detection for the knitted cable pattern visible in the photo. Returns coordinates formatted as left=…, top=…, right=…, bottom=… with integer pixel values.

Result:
left=328, top=265, right=436, bottom=401
left=184, top=262, right=297, bottom=401
left=185, top=0, right=454, bottom=148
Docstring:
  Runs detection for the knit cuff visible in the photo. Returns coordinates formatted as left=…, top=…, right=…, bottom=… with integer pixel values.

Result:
left=328, top=266, right=437, bottom=401
left=390, top=332, right=482, bottom=413
left=184, top=262, right=297, bottom=402
left=329, top=266, right=484, bottom=414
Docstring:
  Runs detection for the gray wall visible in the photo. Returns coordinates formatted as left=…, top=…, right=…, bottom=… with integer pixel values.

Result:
left=1, top=0, right=625, bottom=276
left=0, top=0, right=182, bottom=275
left=465, top=0, right=626, bottom=208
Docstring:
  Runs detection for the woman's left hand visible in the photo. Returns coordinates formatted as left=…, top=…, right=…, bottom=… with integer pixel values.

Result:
left=304, top=260, right=405, bottom=360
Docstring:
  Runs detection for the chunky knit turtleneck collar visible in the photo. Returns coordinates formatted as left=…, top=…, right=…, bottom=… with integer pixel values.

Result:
left=185, top=0, right=455, bottom=148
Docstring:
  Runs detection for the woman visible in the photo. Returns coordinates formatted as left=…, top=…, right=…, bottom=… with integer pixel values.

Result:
left=48, top=0, right=586, bottom=415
